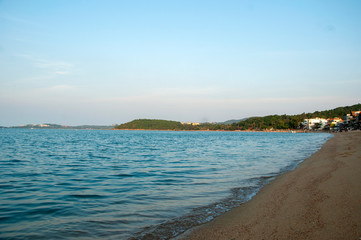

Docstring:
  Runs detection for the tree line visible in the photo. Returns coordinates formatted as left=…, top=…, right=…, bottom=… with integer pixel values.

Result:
left=114, top=103, right=361, bottom=131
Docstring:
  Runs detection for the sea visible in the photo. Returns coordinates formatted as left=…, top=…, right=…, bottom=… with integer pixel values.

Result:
left=0, top=129, right=332, bottom=239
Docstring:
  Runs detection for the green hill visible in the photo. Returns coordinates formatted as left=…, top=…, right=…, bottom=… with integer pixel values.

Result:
left=114, top=119, right=186, bottom=130
left=301, top=104, right=361, bottom=119
left=114, top=103, right=361, bottom=131
left=234, top=103, right=361, bottom=130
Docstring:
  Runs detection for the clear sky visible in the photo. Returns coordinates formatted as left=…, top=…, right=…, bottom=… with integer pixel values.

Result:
left=1, top=0, right=360, bottom=126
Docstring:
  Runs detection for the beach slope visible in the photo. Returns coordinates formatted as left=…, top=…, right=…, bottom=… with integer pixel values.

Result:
left=181, top=132, right=361, bottom=240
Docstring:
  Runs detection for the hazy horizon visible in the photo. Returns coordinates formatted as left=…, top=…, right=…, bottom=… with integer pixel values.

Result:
left=1, top=103, right=360, bottom=127
left=1, top=0, right=360, bottom=126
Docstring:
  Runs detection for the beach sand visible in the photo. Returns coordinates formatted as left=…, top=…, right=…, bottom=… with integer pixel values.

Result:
left=179, top=131, right=361, bottom=240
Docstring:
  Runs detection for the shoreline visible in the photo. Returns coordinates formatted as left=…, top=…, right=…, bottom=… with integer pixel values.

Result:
left=178, top=131, right=361, bottom=240
left=113, top=128, right=312, bottom=133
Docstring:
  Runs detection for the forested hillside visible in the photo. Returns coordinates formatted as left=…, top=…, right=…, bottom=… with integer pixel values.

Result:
left=114, top=103, right=361, bottom=131
left=114, top=119, right=186, bottom=130
left=234, top=103, right=361, bottom=130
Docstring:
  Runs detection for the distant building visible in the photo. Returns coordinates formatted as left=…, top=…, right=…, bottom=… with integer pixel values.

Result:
left=343, top=114, right=353, bottom=124
left=351, top=111, right=361, bottom=116
left=303, top=118, right=328, bottom=130
left=331, top=117, right=343, bottom=124
left=343, top=111, right=361, bottom=130
left=181, top=122, right=200, bottom=126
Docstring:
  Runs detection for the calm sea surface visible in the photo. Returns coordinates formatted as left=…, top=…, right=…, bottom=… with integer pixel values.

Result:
left=0, top=129, right=332, bottom=239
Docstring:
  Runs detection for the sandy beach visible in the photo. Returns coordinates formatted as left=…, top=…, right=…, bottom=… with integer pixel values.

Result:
left=180, top=131, right=361, bottom=240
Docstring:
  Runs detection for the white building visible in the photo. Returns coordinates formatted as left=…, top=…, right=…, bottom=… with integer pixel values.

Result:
left=303, top=118, right=328, bottom=130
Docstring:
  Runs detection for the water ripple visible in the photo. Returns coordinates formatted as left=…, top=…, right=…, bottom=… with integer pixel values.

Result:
left=0, top=129, right=332, bottom=239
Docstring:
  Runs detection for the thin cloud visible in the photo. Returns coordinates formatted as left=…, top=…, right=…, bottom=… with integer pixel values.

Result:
left=16, top=54, right=74, bottom=76
left=18, top=54, right=72, bottom=69
left=34, top=59, right=73, bottom=70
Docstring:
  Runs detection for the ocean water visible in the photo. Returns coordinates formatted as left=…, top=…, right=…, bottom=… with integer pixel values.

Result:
left=0, top=129, right=332, bottom=239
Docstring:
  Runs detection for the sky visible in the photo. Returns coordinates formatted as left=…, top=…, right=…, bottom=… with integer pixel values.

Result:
left=0, top=0, right=360, bottom=126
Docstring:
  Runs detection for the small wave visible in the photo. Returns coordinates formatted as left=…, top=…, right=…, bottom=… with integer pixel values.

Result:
left=0, top=184, right=13, bottom=189
left=10, top=159, right=23, bottom=163
left=112, top=200, right=130, bottom=205
left=13, top=172, right=40, bottom=178
left=26, top=206, right=62, bottom=216
left=151, top=178, right=186, bottom=185
left=113, top=173, right=134, bottom=178
left=86, top=219, right=130, bottom=225
left=68, top=194, right=105, bottom=199
left=130, top=185, right=261, bottom=240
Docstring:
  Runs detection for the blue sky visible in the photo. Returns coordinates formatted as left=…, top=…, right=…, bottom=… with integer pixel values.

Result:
left=0, top=0, right=360, bottom=126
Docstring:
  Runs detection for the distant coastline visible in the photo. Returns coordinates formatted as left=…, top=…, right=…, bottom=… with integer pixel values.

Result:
left=3, top=123, right=114, bottom=130
left=3, top=103, right=360, bottom=132
left=113, top=128, right=308, bottom=133
left=114, top=103, right=361, bottom=132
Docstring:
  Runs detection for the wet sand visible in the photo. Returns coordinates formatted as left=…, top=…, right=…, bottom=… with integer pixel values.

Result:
left=180, top=131, right=361, bottom=240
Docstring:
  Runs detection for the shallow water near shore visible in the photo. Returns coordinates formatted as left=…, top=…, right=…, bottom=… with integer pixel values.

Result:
left=0, top=129, right=332, bottom=239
